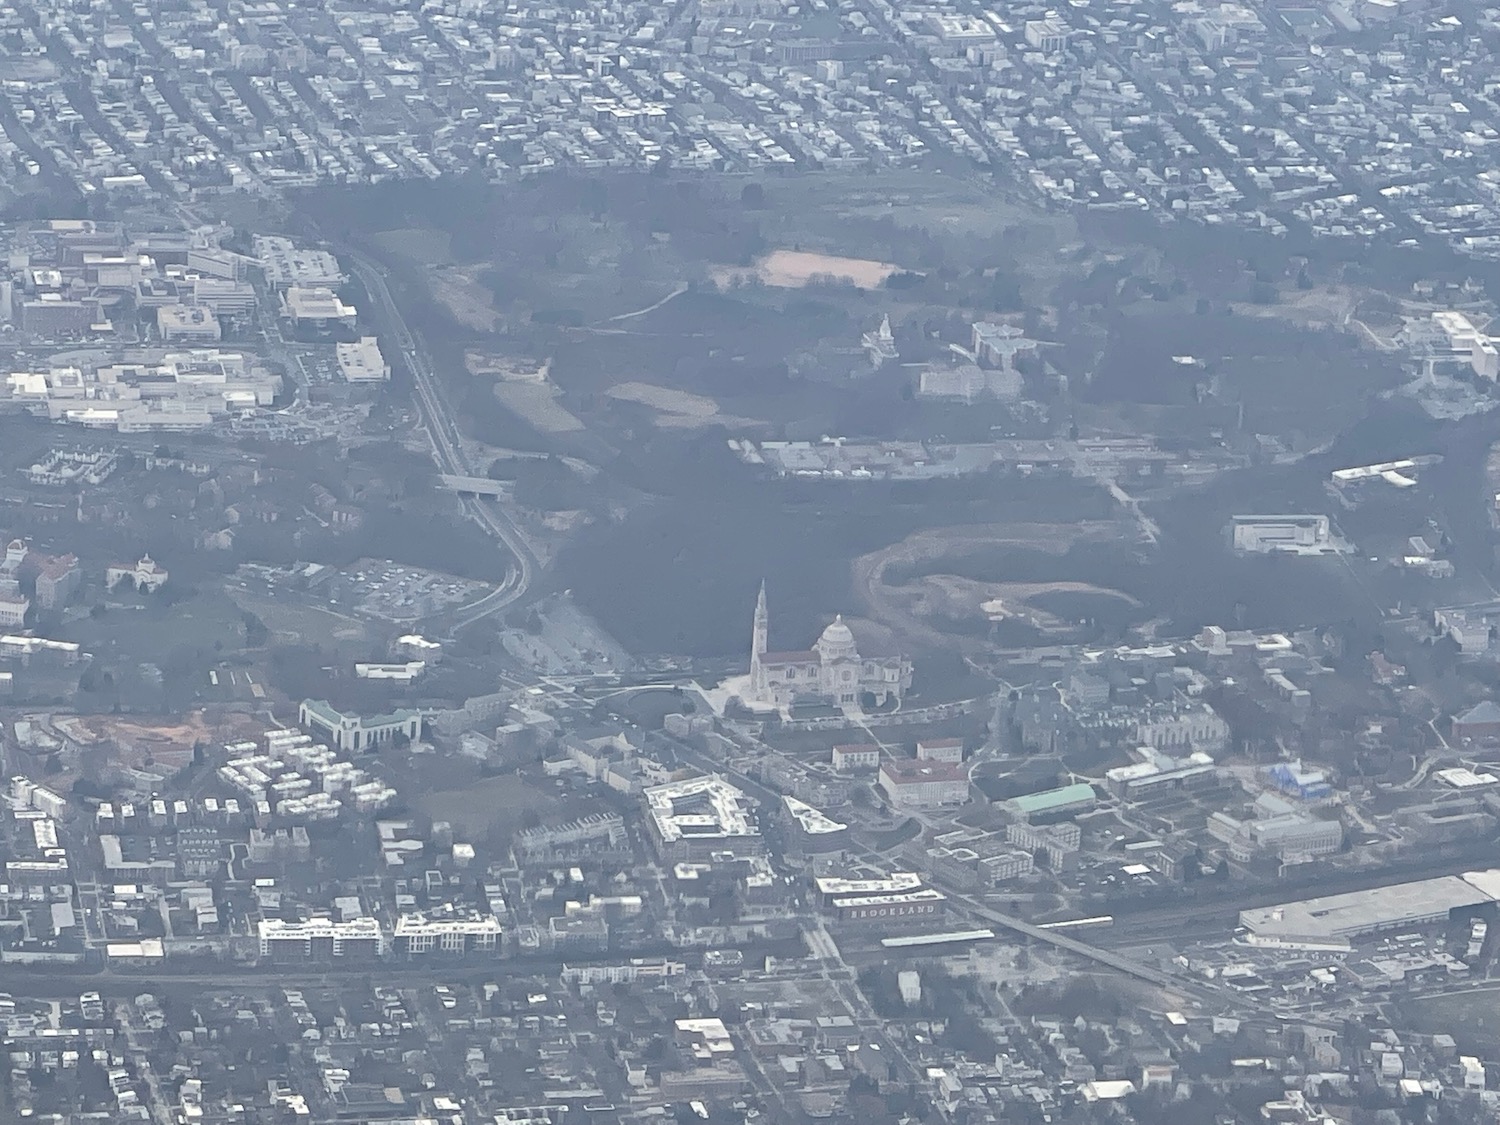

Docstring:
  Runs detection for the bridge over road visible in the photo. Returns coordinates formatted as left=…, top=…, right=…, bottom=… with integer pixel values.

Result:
left=440, top=474, right=509, bottom=497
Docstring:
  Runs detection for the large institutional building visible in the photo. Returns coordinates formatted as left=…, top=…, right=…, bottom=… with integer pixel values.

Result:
left=746, top=584, right=910, bottom=712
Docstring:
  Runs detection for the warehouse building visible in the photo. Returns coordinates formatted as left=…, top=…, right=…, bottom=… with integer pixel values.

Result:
left=1240, top=870, right=1500, bottom=944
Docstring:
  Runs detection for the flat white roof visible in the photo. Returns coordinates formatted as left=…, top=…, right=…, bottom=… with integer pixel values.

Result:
left=644, top=775, right=758, bottom=844
left=1241, top=871, right=1500, bottom=940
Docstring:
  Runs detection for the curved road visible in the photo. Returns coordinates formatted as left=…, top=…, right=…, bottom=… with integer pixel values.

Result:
left=348, top=252, right=540, bottom=632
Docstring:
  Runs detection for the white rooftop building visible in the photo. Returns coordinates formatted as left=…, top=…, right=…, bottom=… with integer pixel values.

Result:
left=336, top=336, right=390, bottom=382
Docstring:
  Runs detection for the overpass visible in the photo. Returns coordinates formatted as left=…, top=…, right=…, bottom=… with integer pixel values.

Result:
left=440, top=474, right=508, bottom=497
left=950, top=892, right=1224, bottom=1004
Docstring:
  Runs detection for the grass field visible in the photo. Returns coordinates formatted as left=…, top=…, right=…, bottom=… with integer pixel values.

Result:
left=371, top=227, right=455, bottom=265
left=1398, top=988, right=1500, bottom=1052
left=414, top=774, right=564, bottom=840
left=224, top=587, right=372, bottom=648
left=64, top=587, right=247, bottom=662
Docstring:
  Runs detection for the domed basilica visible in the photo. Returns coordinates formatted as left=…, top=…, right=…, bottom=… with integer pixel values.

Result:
left=746, top=583, right=911, bottom=712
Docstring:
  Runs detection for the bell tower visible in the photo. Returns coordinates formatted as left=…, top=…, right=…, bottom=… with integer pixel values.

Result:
left=750, top=581, right=768, bottom=685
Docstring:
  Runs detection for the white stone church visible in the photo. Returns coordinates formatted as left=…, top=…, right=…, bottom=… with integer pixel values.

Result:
left=745, top=583, right=911, bottom=712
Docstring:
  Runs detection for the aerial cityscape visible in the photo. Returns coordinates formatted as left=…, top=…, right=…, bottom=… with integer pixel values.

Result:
left=5, top=0, right=1500, bottom=1123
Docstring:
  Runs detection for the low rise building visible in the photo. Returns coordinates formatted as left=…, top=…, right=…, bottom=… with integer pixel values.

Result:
left=105, top=555, right=168, bottom=593
left=832, top=743, right=881, bottom=772
left=353, top=661, right=425, bottom=683
left=832, top=887, right=946, bottom=925
left=1000, top=783, right=1097, bottom=823
left=1231, top=515, right=1347, bottom=556
left=298, top=699, right=422, bottom=753
left=643, top=775, right=762, bottom=861
left=258, top=917, right=385, bottom=961
left=878, top=759, right=970, bottom=809
left=336, top=336, right=390, bottom=382
left=916, top=738, right=964, bottom=764
left=156, top=304, right=221, bottom=342
left=280, top=286, right=356, bottom=329
left=391, top=911, right=503, bottom=956
left=1452, top=701, right=1500, bottom=743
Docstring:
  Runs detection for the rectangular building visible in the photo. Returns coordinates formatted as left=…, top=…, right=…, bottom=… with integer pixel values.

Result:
left=643, top=775, right=762, bottom=861
left=831, top=744, right=880, bottom=772
left=280, top=287, right=356, bottom=329
left=257, top=917, right=385, bottom=961
left=1231, top=515, right=1342, bottom=556
left=392, top=912, right=503, bottom=956
left=34, top=555, right=81, bottom=610
left=0, top=596, right=28, bottom=628
left=916, top=738, right=964, bottom=764
left=336, top=336, right=391, bottom=383
left=878, top=759, right=970, bottom=809
left=833, top=887, right=946, bottom=925
left=298, top=698, right=421, bottom=753
left=156, top=304, right=222, bottom=342
left=1000, top=783, right=1097, bottom=823
left=1240, top=872, right=1500, bottom=943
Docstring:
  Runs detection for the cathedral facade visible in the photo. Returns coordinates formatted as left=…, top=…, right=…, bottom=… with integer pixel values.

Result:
left=746, top=584, right=911, bottom=711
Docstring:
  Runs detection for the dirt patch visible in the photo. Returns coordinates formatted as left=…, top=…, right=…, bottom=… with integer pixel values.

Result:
left=1234, top=283, right=1363, bottom=331
left=428, top=264, right=501, bottom=332
left=604, top=380, right=762, bottom=429
left=853, top=522, right=1125, bottom=648
left=712, top=249, right=899, bottom=290
left=371, top=227, right=454, bottom=265
left=608, top=382, right=719, bottom=418
left=907, top=574, right=1141, bottom=634
left=493, top=381, right=585, bottom=433
left=55, top=710, right=267, bottom=772
left=466, top=350, right=548, bottom=381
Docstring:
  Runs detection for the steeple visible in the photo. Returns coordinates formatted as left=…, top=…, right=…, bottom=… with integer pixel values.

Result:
left=752, top=581, right=768, bottom=660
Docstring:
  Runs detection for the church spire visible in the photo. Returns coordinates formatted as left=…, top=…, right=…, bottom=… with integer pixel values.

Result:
left=752, top=581, right=768, bottom=659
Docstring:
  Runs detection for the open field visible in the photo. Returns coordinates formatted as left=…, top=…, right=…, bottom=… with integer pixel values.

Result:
left=428, top=264, right=502, bottom=331
left=712, top=249, right=899, bottom=290
left=493, top=381, right=585, bottom=433
left=605, top=380, right=762, bottom=429
left=413, top=775, right=566, bottom=841
left=905, top=574, right=1143, bottom=635
left=371, top=226, right=455, bottom=265
left=65, top=587, right=249, bottom=662
left=1397, top=987, right=1500, bottom=1053
left=853, top=522, right=1126, bottom=647
left=225, top=587, right=372, bottom=648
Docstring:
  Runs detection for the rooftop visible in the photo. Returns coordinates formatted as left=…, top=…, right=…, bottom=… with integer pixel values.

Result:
left=1008, top=783, right=1098, bottom=814
left=1240, top=871, right=1500, bottom=941
left=643, top=775, right=758, bottom=844
left=880, top=758, right=968, bottom=785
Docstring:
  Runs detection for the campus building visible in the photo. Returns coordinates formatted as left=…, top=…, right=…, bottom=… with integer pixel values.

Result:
left=298, top=699, right=422, bottom=753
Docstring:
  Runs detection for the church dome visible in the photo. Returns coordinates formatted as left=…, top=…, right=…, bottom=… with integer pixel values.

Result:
left=816, top=615, right=858, bottom=661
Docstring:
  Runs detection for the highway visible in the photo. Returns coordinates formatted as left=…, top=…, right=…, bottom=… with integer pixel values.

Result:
left=347, top=251, right=540, bottom=633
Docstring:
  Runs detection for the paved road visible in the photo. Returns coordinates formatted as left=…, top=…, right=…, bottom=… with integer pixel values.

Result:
left=348, top=251, right=540, bottom=633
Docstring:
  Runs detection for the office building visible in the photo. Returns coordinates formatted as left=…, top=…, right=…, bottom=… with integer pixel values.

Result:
left=878, top=759, right=971, bottom=809
left=336, top=336, right=391, bottom=382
